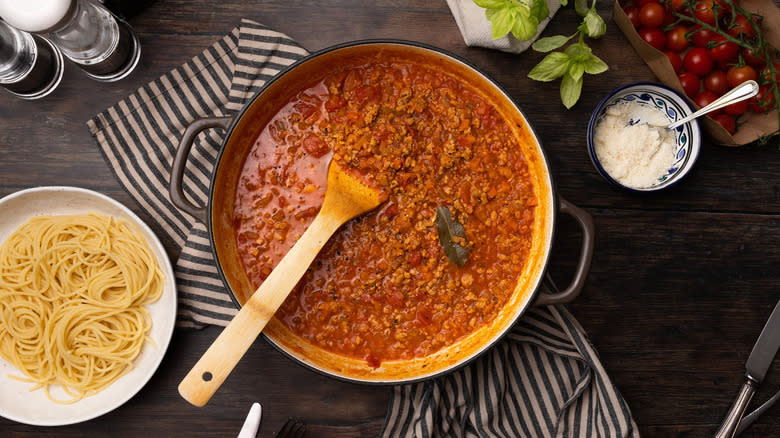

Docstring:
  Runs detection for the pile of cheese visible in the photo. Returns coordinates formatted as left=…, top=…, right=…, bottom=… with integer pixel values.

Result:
left=594, top=101, right=676, bottom=189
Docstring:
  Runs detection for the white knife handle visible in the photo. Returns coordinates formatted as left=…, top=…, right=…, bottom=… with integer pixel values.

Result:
left=714, top=378, right=758, bottom=438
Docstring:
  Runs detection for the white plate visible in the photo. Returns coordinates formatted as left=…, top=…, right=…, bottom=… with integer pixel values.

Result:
left=0, top=186, right=177, bottom=426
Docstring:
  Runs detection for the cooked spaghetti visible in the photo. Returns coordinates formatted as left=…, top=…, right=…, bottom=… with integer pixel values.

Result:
left=0, top=213, right=163, bottom=404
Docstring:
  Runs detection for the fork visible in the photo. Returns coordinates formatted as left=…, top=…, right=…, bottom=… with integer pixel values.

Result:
left=276, top=418, right=306, bottom=438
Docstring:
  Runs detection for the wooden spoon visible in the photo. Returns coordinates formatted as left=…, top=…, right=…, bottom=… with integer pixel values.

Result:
left=178, top=160, right=387, bottom=407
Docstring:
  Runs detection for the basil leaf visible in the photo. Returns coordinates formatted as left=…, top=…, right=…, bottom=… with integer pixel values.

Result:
left=474, top=0, right=511, bottom=8
left=532, top=34, right=574, bottom=52
left=568, top=61, right=585, bottom=81
left=582, top=10, right=606, bottom=38
left=564, top=42, right=592, bottom=62
left=574, top=0, right=590, bottom=16
left=528, top=52, right=571, bottom=81
left=582, top=53, right=608, bottom=74
left=514, top=3, right=532, bottom=19
left=435, top=206, right=471, bottom=267
left=561, top=73, right=583, bottom=109
left=512, top=14, right=539, bottom=41
left=489, top=6, right=516, bottom=39
left=530, top=0, right=550, bottom=22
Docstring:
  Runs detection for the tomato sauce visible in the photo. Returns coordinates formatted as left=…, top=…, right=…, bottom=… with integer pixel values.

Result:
left=234, top=61, right=537, bottom=365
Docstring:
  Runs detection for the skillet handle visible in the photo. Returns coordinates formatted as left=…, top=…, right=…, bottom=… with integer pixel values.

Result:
left=534, top=198, right=595, bottom=306
left=169, top=116, right=233, bottom=223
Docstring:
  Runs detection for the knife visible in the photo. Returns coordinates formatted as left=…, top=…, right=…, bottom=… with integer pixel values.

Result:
left=714, top=300, right=780, bottom=438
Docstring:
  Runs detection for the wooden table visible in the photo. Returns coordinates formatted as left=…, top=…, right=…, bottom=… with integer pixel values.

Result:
left=1, top=1, right=779, bottom=436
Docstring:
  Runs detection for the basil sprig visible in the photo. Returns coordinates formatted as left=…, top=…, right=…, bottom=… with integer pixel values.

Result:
left=474, top=0, right=608, bottom=108
left=474, top=0, right=550, bottom=41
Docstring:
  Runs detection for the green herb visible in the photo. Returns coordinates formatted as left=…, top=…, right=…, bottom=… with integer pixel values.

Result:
left=474, top=0, right=550, bottom=40
left=474, top=0, right=608, bottom=108
left=435, top=206, right=470, bottom=267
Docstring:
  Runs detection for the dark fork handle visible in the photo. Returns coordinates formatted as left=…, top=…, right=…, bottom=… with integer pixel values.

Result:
left=736, top=387, right=780, bottom=435
left=276, top=418, right=306, bottom=438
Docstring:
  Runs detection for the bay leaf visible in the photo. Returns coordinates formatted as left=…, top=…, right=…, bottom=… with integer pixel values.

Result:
left=435, top=206, right=470, bottom=267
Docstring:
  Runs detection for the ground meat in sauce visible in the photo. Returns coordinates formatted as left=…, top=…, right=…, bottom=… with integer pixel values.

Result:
left=233, top=61, right=537, bottom=366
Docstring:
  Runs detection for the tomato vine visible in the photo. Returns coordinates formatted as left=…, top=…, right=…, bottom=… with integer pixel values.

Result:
left=668, top=0, right=780, bottom=146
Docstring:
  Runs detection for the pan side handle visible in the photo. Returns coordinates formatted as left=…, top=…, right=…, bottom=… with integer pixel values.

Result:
left=534, top=198, right=595, bottom=306
left=169, top=116, right=233, bottom=223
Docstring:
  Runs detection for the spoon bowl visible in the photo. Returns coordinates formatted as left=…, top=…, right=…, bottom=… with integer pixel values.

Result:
left=178, top=160, right=387, bottom=407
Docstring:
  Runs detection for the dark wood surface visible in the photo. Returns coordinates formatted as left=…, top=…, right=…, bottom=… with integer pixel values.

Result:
left=1, top=0, right=779, bottom=436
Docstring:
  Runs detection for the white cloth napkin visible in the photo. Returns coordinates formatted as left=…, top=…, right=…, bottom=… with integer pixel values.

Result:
left=446, top=0, right=562, bottom=53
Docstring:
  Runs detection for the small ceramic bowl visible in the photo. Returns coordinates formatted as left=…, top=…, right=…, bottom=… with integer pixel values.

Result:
left=587, top=81, right=702, bottom=192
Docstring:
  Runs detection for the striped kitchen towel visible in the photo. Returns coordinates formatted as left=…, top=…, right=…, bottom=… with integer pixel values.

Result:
left=382, top=301, right=639, bottom=438
left=87, top=19, right=638, bottom=437
left=88, top=19, right=308, bottom=328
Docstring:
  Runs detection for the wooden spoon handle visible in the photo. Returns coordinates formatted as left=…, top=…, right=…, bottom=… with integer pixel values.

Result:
left=178, top=212, right=341, bottom=407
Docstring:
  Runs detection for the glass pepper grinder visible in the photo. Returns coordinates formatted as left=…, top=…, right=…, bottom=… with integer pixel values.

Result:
left=0, top=0, right=141, bottom=82
left=0, top=19, right=64, bottom=99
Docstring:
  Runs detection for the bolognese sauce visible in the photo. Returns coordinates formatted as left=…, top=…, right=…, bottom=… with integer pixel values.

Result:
left=233, top=60, right=537, bottom=366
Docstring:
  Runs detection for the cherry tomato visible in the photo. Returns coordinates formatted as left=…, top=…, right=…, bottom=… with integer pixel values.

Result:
left=665, top=25, right=689, bottom=52
left=695, top=0, right=731, bottom=24
left=716, top=0, right=731, bottom=15
left=709, top=36, right=738, bottom=63
left=727, top=64, right=758, bottom=88
left=694, top=90, right=720, bottom=111
left=723, top=99, right=748, bottom=115
left=684, top=48, right=714, bottom=76
left=639, top=28, right=666, bottom=51
left=678, top=72, right=701, bottom=96
left=690, top=25, right=717, bottom=48
left=728, top=14, right=757, bottom=40
left=664, top=51, right=683, bottom=73
left=667, top=0, right=686, bottom=11
left=662, top=6, right=676, bottom=26
left=639, top=2, right=667, bottom=28
left=624, top=5, right=641, bottom=28
left=694, top=0, right=719, bottom=25
left=760, top=61, right=780, bottom=86
left=741, top=47, right=765, bottom=69
left=636, top=0, right=659, bottom=7
left=703, top=70, right=729, bottom=95
left=714, top=60, right=732, bottom=73
left=748, top=85, right=776, bottom=113
left=712, top=113, right=736, bottom=134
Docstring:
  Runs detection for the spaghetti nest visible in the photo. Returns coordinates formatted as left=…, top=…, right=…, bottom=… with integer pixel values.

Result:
left=0, top=213, right=163, bottom=404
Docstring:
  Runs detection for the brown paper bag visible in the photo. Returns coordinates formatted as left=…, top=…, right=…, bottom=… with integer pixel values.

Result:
left=613, top=0, right=780, bottom=146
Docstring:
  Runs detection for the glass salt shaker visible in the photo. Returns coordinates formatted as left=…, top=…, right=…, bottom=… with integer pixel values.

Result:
left=0, top=0, right=141, bottom=82
left=0, top=19, right=63, bottom=99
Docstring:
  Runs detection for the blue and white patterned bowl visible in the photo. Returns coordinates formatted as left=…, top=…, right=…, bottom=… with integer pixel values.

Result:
left=586, top=82, right=702, bottom=192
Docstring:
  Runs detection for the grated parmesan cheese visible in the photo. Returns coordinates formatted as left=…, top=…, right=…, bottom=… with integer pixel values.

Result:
left=593, top=101, right=677, bottom=189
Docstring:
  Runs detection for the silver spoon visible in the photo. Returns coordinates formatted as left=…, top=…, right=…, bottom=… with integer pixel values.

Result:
left=667, top=80, right=759, bottom=130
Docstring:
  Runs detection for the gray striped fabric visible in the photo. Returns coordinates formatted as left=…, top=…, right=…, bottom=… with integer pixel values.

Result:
left=381, top=303, right=639, bottom=438
left=88, top=19, right=308, bottom=328
left=87, top=19, right=638, bottom=437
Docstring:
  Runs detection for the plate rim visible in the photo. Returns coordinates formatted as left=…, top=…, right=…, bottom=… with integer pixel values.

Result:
left=0, top=186, right=177, bottom=426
